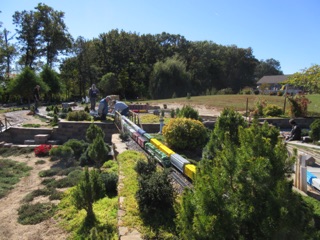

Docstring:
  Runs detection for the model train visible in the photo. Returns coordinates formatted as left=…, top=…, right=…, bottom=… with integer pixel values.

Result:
left=119, top=115, right=196, bottom=181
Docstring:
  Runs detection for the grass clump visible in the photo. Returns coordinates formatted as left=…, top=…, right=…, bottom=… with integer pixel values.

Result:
left=22, top=123, right=41, bottom=128
left=35, top=159, right=46, bottom=165
left=0, top=147, right=34, bottom=157
left=18, top=202, right=57, bottom=224
left=0, top=159, right=32, bottom=199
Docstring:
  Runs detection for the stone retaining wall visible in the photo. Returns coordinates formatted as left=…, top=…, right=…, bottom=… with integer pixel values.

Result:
left=259, top=117, right=320, bottom=129
left=0, top=121, right=162, bottom=144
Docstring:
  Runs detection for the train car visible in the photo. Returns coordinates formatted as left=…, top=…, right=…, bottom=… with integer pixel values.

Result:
left=150, top=138, right=162, bottom=148
left=143, top=133, right=152, bottom=141
left=137, top=128, right=146, bottom=136
left=158, top=143, right=175, bottom=157
left=119, top=114, right=197, bottom=181
left=184, top=164, right=196, bottom=181
left=137, top=135, right=148, bottom=148
left=170, top=153, right=190, bottom=173
left=145, top=142, right=171, bottom=167
left=132, top=132, right=140, bottom=142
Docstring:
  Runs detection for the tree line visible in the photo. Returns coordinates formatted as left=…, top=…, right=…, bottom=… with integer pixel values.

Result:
left=0, top=3, right=283, bottom=102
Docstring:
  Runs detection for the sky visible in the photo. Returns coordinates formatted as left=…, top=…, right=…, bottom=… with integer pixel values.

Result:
left=1, top=0, right=319, bottom=74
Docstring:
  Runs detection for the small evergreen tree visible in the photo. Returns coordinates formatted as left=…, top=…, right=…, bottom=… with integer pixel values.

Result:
left=176, top=120, right=317, bottom=239
left=71, top=167, right=105, bottom=225
left=176, top=105, right=199, bottom=120
left=88, top=135, right=110, bottom=168
left=86, top=124, right=105, bottom=143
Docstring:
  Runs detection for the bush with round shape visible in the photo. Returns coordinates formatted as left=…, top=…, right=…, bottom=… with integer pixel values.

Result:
left=263, top=104, right=283, bottom=117
left=162, top=117, right=207, bottom=150
left=67, top=110, right=91, bottom=121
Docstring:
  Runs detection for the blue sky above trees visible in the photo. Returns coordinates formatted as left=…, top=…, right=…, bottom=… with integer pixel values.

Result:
left=1, top=0, right=319, bottom=74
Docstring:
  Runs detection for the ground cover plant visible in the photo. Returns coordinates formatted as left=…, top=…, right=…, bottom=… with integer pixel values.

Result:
left=0, top=159, right=32, bottom=198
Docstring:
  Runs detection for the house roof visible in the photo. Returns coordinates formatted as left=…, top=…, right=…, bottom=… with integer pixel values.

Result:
left=257, top=75, right=292, bottom=85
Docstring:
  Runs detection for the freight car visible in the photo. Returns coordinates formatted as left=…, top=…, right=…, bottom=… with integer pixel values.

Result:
left=120, top=115, right=196, bottom=181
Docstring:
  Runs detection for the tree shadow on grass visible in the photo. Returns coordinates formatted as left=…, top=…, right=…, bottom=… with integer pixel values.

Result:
left=140, top=207, right=178, bottom=239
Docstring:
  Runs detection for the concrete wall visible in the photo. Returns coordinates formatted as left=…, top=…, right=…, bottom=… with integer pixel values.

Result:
left=0, top=121, right=162, bottom=144
left=258, top=117, right=320, bottom=129
left=1, top=117, right=318, bottom=145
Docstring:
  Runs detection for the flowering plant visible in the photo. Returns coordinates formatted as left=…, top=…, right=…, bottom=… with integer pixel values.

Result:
left=34, top=144, right=52, bottom=157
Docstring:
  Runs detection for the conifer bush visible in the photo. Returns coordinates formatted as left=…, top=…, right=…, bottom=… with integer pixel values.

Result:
left=176, top=105, right=199, bottom=120
left=309, top=119, right=320, bottom=142
left=86, top=124, right=105, bottom=143
left=162, top=117, right=207, bottom=150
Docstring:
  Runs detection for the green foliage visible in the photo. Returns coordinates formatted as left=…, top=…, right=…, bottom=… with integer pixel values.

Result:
left=263, top=104, right=283, bottom=117
left=98, top=72, right=121, bottom=96
left=88, top=136, right=110, bottom=168
left=149, top=55, right=191, bottom=99
left=176, top=120, right=317, bottom=239
left=100, top=172, right=118, bottom=197
left=170, top=109, right=175, bottom=118
left=176, top=105, right=199, bottom=120
left=0, top=159, right=32, bottom=199
left=86, top=123, right=105, bottom=143
left=136, top=170, right=175, bottom=217
left=253, top=98, right=267, bottom=117
left=64, top=139, right=88, bottom=159
left=203, top=108, right=247, bottom=160
left=119, top=131, right=129, bottom=141
left=35, top=159, right=46, bottom=165
left=101, top=160, right=118, bottom=173
left=84, top=105, right=90, bottom=113
left=40, top=65, right=61, bottom=99
left=309, top=119, right=320, bottom=142
left=285, top=64, right=320, bottom=93
left=134, top=159, right=156, bottom=177
left=42, top=170, right=82, bottom=188
left=22, top=188, right=52, bottom=202
left=7, top=67, right=48, bottom=101
left=217, top=87, right=233, bottom=94
left=18, top=203, right=57, bottom=225
left=162, top=117, right=208, bottom=150
left=49, top=145, right=74, bottom=166
left=71, top=167, right=105, bottom=221
left=67, top=110, right=91, bottom=121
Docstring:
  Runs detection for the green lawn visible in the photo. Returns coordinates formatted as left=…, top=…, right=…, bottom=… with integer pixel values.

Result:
left=139, top=94, right=320, bottom=115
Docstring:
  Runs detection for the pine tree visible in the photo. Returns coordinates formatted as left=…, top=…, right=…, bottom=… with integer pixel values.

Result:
left=176, top=114, right=317, bottom=239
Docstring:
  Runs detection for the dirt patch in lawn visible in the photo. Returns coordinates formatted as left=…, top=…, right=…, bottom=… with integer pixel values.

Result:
left=0, top=153, right=68, bottom=240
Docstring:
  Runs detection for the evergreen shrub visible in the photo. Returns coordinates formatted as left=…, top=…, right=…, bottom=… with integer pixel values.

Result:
left=67, top=110, right=91, bottom=121
left=176, top=105, right=199, bottom=120
left=309, top=119, right=320, bottom=142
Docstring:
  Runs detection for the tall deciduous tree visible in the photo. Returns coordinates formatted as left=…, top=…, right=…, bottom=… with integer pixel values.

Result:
left=149, top=55, right=190, bottom=99
left=285, top=64, right=320, bottom=93
left=13, top=3, right=72, bottom=69
left=98, top=72, right=121, bottom=97
left=254, top=58, right=283, bottom=80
